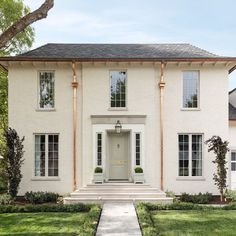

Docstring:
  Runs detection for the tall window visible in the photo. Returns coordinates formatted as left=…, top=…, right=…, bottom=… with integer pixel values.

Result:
left=35, top=134, right=59, bottom=177
left=97, top=133, right=102, bottom=166
left=110, top=71, right=126, bottom=108
left=183, top=71, right=199, bottom=108
left=178, top=134, right=203, bottom=177
left=231, top=152, right=236, bottom=171
left=39, top=71, right=55, bottom=109
left=135, top=133, right=141, bottom=166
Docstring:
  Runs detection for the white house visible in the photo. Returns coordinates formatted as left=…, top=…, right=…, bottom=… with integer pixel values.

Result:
left=0, top=44, right=236, bottom=201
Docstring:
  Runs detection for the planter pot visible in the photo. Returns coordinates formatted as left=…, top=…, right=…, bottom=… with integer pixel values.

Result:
left=93, top=173, right=104, bottom=184
left=133, top=173, right=144, bottom=184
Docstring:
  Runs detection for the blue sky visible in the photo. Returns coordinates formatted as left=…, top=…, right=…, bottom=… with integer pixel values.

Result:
left=24, top=0, right=236, bottom=90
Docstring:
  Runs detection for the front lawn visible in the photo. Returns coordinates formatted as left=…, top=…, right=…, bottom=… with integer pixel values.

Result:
left=0, top=205, right=101, bottom=236
left=151, top=210, right=236, bottom=236
left=136, top=203, right=236, bottom=236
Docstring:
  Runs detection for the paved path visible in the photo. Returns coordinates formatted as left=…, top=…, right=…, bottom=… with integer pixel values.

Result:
left=96, top=202, right=142, bottom=236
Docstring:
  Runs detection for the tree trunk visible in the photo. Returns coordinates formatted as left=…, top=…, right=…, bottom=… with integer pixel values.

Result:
left=0, top=0, right=54, bottom=50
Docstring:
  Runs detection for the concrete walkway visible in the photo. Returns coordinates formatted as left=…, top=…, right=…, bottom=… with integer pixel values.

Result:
left=96, top=202, right=142, bottom=236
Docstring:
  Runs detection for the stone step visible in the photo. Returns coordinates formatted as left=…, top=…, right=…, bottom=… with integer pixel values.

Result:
left=86, top=183, right=151, bottom=188
left=76, top=187, right=161, bottom=193
left=64, top=197, right=173, bottom=204
left=70, top=192, right=166, bottom=198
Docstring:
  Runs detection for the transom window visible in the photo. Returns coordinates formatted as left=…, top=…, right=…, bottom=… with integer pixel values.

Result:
left=231, top=152, right=236, bottom=171
left=35, top=134, right=59, bottom=177
left=39, top=71, right=55, bottom=109
left=178, top=134, right=203, bottom=177
left=183, top=71, right=199, bottom=108
left=110, top=71, right=126, bottom=108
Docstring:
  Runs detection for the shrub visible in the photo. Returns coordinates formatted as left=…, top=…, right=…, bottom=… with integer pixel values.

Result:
left=0, top=193, right=12, bottom=205
left=25, top=191, right=59, bottom=204
left=94, top=167, right=103, bottom=173
left=179, top=192, right=213, bottom=204
left=134, top=167, right=143, bottom=173
left=0, top=203, right=97, bottom=213
left=225, top=190, right=236, bottom=202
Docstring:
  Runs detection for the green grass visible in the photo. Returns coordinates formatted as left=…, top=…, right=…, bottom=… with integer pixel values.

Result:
left=0, top=211, right=100, bottom=236
left=151, top=210, right=236, bottom=236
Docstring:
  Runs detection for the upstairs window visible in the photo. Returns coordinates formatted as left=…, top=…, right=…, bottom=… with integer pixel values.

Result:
left=110, top=71, right=126, bottom=108
left=39, top=71, right=55, bottom=109
left=183, top=71, right=199, bottom=108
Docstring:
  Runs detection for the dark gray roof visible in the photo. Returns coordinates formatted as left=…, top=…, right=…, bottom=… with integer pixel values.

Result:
left=16, top=43, right=220, bottom=60
left=229, top=103, right=236, bottom=120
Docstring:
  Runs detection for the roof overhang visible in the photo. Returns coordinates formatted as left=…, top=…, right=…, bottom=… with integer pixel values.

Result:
left=1, top=57, right=236, bottom=73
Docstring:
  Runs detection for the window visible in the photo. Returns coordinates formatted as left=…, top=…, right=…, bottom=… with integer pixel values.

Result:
left=35, top=134, right=59, bottom=177
left=231, top=152, right=236, bottom=171
left=97, top=133, right=102, bottom=166
left=110, top=71, right=126, bottom=108
left=183, top=71, right=199, bottom=108
left=135, top=133, right=141, bottom=166
left=178, top=134, right=203, bottom=177
left=39, top=71, right=55, bottom=109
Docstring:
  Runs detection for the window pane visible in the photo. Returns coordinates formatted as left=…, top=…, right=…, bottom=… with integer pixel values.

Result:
left=110, top=71, right=126, bottom=108
left=35, top=135, right=45, bottom=176
left=39, top=72, right=55, bottom=108
left=48, top=135, right=59, bottom=177
left=232, top=163, right=236, bottom=171
left=192, top=135, right=203, bottom=176
left=183, top=71, right=199, bottom=108
left=178, top=135, right=189, bottom=176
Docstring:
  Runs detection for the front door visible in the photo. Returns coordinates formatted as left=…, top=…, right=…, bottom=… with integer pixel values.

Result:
left=109, top=132, right=129, bottom=180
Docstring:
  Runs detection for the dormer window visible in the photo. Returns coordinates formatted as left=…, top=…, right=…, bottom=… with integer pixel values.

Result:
left=110, top=71, right=126, bottom=108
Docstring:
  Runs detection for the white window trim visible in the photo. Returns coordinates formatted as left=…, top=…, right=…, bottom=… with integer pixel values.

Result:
left=37, top=70, right=56, bottom=111
left=32, top=133, right=59, bottom=179
left=108, top=69, right=128, bottom=110
left=181, top=70, right=200, bottom=110
left=177, top=133, right=204, bottom=179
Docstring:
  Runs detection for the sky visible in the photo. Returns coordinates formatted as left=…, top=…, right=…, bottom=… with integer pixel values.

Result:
left=23, top=0, right=236, bottom=90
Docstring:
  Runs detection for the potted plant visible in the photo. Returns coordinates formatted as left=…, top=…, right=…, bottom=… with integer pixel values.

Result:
left=93, top=167, right=103, bottom=184
left=133, top=167, right=144, bottom=184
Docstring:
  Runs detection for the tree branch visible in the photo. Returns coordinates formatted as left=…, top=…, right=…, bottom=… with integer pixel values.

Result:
left=0, top=0, right=54, bottom=50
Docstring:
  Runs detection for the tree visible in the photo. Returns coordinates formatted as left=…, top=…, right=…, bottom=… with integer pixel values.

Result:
left=3, top=128, right=24, bottom=198
left=205, top=136, right=229, bottom=202
left=0, top=0, right=54, bottom=53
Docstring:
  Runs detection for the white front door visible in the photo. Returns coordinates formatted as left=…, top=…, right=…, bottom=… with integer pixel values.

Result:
left=231, top=151, right=236, bottom=190
left=109, top=132, right=129, bottom=180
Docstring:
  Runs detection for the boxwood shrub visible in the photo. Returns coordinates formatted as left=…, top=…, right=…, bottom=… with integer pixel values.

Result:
left=25, top=191, right=59, bottom=204
left=179, top=192, right=213, bottom=204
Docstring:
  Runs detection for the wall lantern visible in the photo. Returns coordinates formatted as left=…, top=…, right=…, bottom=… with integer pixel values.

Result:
left=115, top=120, right=122, bottom=133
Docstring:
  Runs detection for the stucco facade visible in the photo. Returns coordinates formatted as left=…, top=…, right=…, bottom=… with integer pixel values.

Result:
left=7, top=61, right=232, bottom=195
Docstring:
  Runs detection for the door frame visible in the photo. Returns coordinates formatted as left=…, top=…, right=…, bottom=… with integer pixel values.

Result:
left=106, top=130, right=131, bottom=181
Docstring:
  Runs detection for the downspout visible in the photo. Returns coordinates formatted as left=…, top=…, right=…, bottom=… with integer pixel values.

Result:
left=159, top=61, right=166, bottom=191
left=72, top=61, right=78, bottom=191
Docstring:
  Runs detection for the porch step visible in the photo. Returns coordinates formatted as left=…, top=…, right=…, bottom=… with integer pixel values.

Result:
left=64, top=183, right=173, bottom=204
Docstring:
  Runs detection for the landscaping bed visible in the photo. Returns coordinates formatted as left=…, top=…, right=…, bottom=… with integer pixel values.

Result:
left=0, top=203, right=101, bottom=236
left=136, top=202, right=236, bottom=236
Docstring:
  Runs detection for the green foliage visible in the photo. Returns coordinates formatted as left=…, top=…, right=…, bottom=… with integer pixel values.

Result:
left=179, top=192, right=213, bottom=204
left=25, top=191, right=59, bottom=204
left=225, top=190, right=236, bottom=202
left=205, top=136, right=229, bottom=201
left=94, top=167, right=103, bottom=173
left=0, top=203, right=98, bottom=213
left=0, top=193, right=12, bottom=205
left=0, top=0, right=34, bottom=55
left=3, top=128, right=24, bottom=198
left=134, top=167, right=143, bottom=173
left=165, top=190, right=176, bottom=198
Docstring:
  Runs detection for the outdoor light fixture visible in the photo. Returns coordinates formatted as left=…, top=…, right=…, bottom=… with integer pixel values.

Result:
left=115, top=120, right=122, bottom=133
